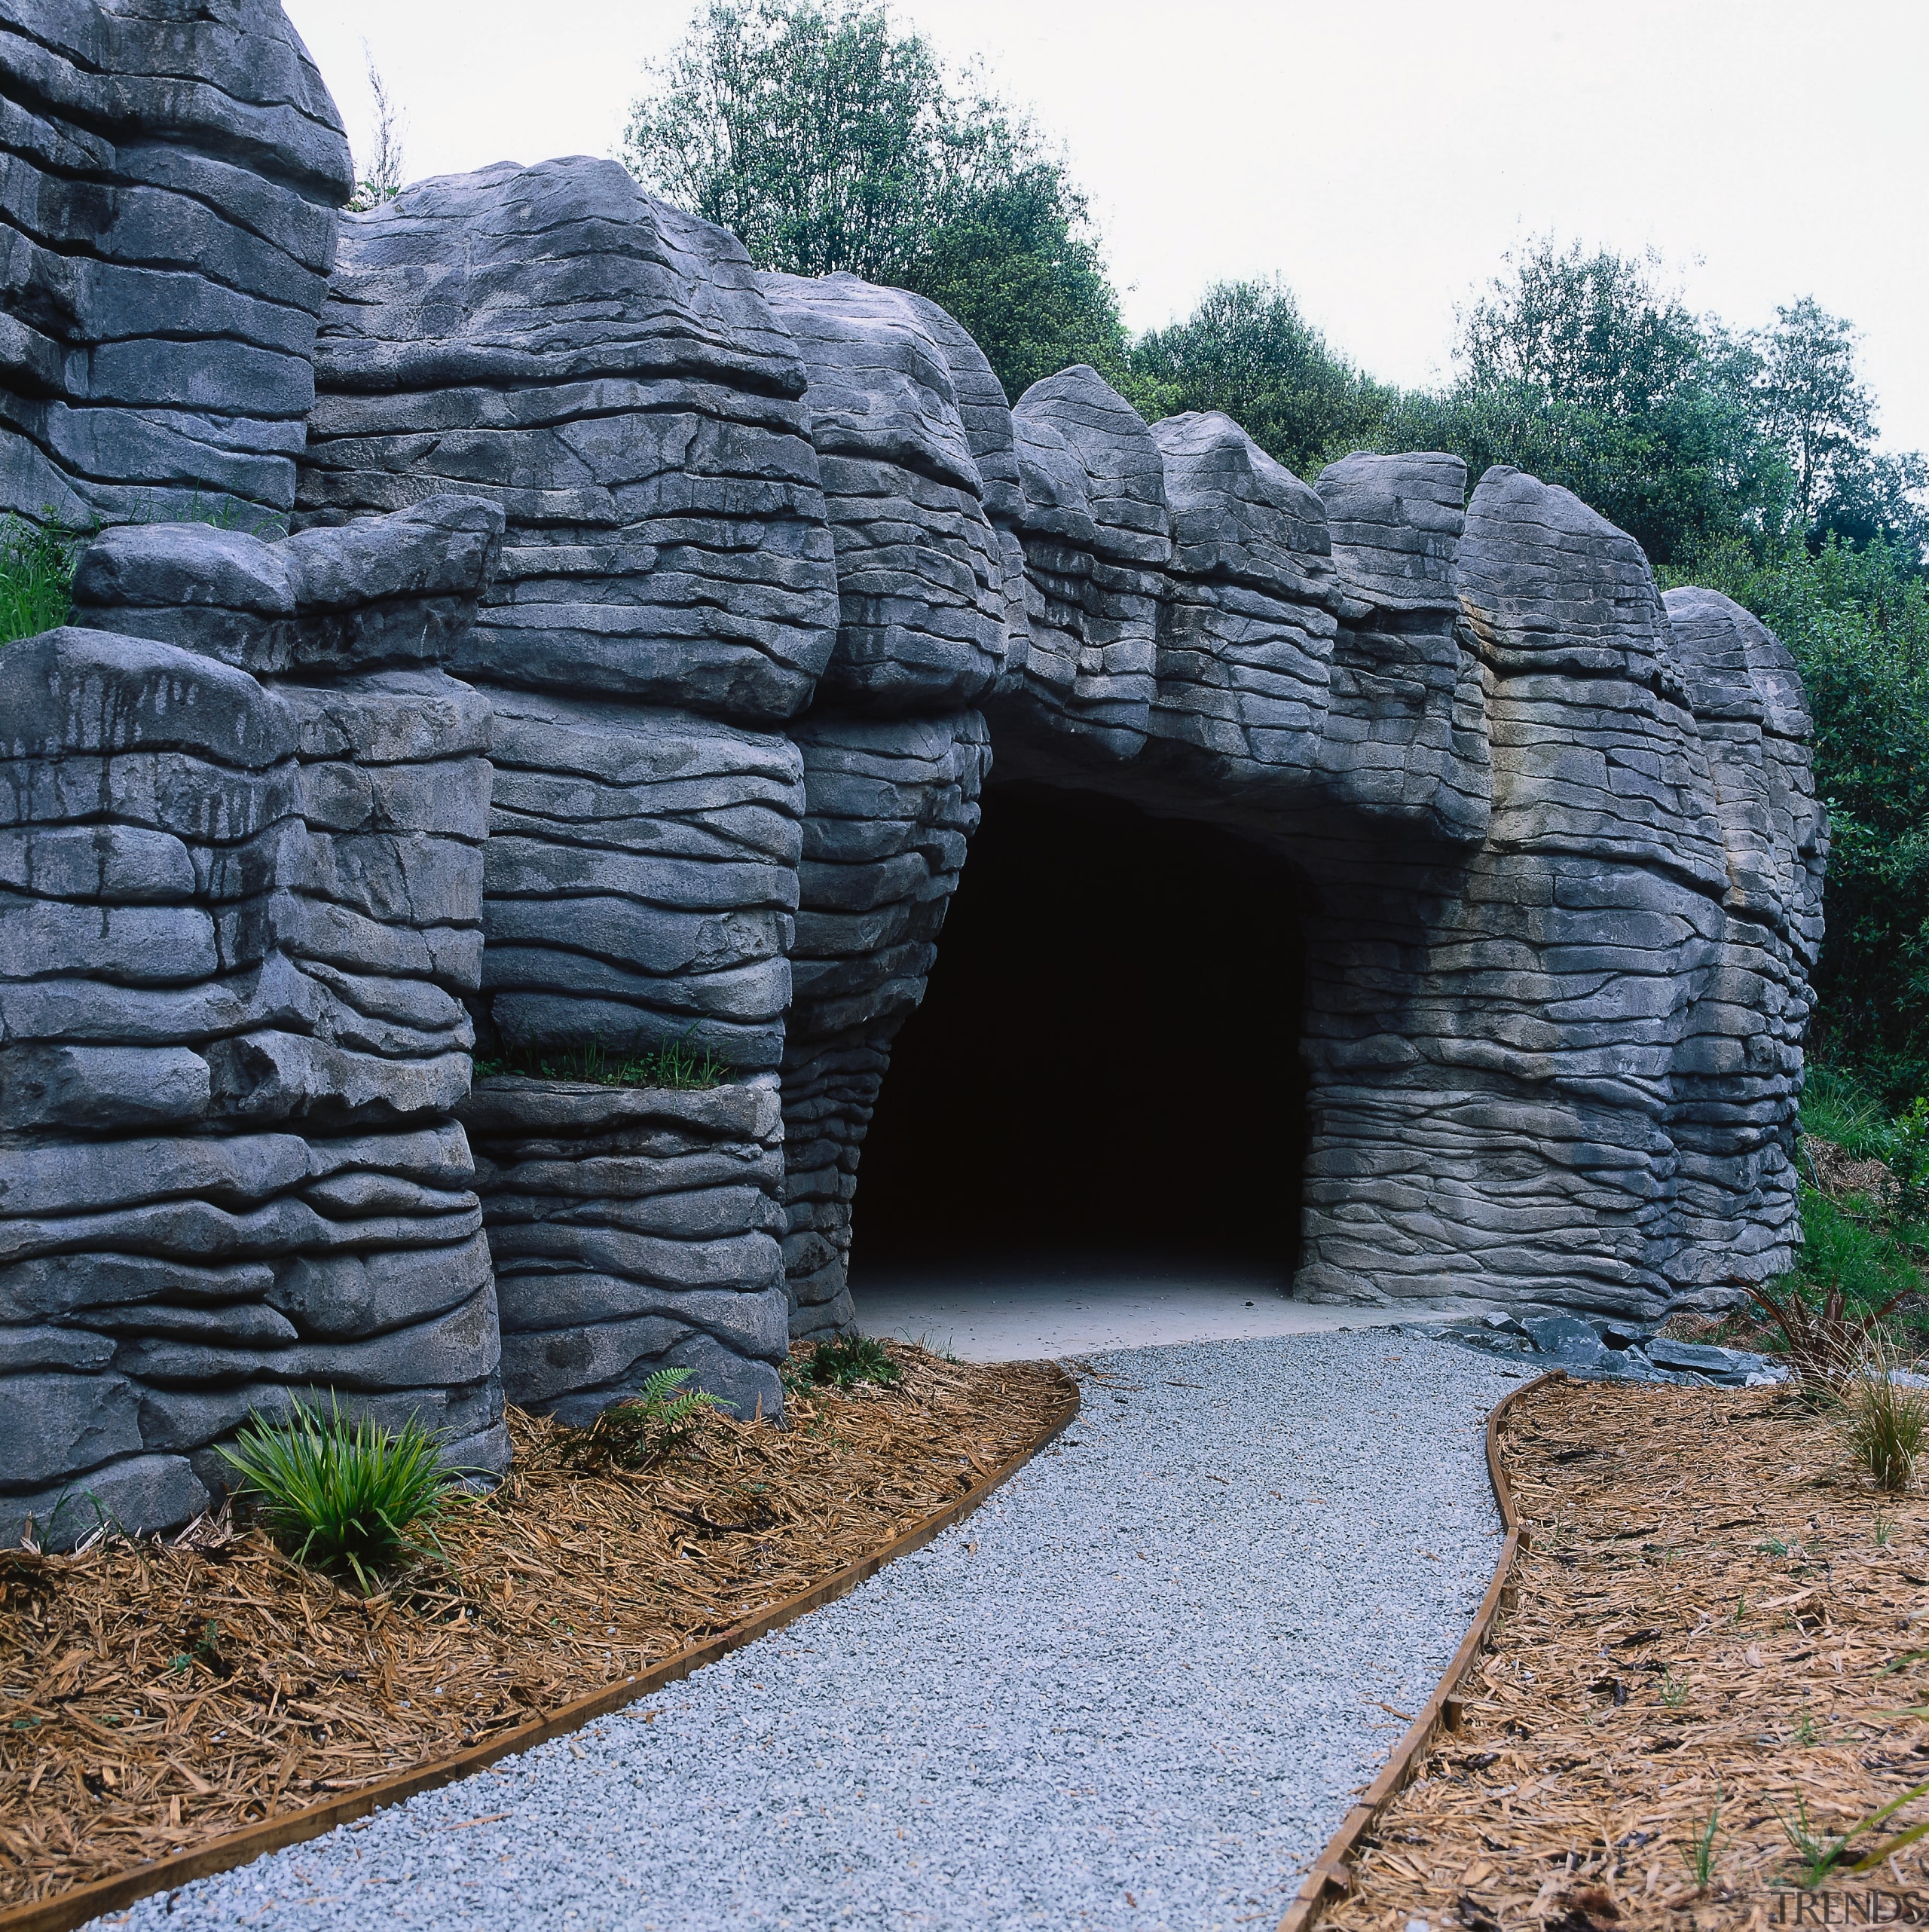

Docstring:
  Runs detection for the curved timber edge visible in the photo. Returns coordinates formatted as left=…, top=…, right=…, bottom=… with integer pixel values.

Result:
left=0, top=1370, right=1083, bottom=1932
left=1274, top=1368, right=1567, bottom=1932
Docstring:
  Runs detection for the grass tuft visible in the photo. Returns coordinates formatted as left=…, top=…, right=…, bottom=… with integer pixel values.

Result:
left=797, top=1334, right=903, bottom=1391
left=216, top=1396, right=466, bottom=1593
left=1837, top=1350, right=1929, bottom=1491
left=571, top=1367, right=729, bottom=1469
left=475, top=1035, right=728, bottom=1092
left=0, top=515, right=81, bottom=643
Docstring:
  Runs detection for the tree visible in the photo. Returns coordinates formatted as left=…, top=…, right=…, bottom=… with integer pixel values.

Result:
left=1389, top=240, right=1778, bottom=566
left=1127, top=279, right=1393, bottom=479
left=624, top=0, right=1125, bottom=399
left=1753, top=298, right=1877, bottom=530
left=348, top=48, right=405, bottom=212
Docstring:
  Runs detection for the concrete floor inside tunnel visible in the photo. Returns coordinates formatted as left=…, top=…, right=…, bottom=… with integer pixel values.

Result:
left=845, top=784, right=1372, bottom=1356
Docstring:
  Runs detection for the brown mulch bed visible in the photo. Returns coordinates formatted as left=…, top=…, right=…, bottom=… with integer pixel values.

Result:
left=0, top=1345, right=1070, bottom=1911
left=1323, top=1379, right=1929, bottom=1930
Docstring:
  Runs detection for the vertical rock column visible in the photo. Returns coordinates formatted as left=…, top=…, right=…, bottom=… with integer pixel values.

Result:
left=299, top=158, right=842, bottom=1414
left=1659, top=585, right=1828, bottom=1298
left=0, top=0, right=351, bottom=524
left=753, top=274, right=1009, bottom=1335
left=1292, top=466, right=1735, bottom=1316
left=1, top=497, right=506, bottom=1548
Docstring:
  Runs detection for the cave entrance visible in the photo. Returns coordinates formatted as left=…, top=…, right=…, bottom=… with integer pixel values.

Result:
left=848, top=783, right=1309, bottom=1321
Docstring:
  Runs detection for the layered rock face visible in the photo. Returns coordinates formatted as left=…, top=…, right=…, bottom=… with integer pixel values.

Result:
left=294, top=158, right=836, bottom=1410
left=457, top=1074, right=787, bottom=1424
left=2, top=498, right=508, bottom=1548
left=0, top=2, right=1827, bottom=1544
left=748, top=275, right=1006, bottom=1334
left=0, top=0, right=353, bottom=526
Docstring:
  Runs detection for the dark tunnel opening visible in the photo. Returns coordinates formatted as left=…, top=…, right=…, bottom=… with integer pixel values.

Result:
left=848, top=782, right=1310, bottom=1280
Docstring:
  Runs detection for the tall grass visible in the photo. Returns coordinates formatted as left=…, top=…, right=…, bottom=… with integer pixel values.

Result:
left=0, top=515, right=79, bottom=643
left=1838, top=1346, right=1929, bottom=1491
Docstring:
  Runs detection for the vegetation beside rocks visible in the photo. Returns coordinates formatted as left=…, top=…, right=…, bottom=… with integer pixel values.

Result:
left=0, top=1345, right=1069, bottom=1911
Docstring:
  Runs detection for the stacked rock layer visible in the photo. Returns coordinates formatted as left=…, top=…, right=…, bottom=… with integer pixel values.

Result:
left=0, top=0, right=352, bottom=526
left=2, top=497, right=509, bottom=1547
left=0, top=2, right=1827, bottom=1542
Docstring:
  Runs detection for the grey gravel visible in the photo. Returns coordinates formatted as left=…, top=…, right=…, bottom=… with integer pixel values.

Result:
left=109, top=1331, right=1521, bottom=1932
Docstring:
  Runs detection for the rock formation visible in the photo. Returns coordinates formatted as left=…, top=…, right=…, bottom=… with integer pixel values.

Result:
left=3, top=498, right=508, bottom=1548
left=0, top=1, right=1827, bottom=1544
left=0, top=0, right=352, bottom=527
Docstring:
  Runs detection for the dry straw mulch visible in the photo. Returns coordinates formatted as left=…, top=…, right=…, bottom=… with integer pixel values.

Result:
left=1324, top=1379, right=1929, bottom=1932
left=0, top=1346, right=1070, bottom=1912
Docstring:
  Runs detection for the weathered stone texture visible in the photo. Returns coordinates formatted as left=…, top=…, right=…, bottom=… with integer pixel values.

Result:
left=298, top=157, right=839, bottom=723
left=298, top=157, right=836, bottom=1083
left=778, top=713, right=989, bottom=1335
left=2, top=500, right=506, bottom=1547
left=457, top=1074, right=787, bottom=1425
left=1001, top=365, right=1171, bottom=760
left=757, top=273, right=1008, bottom=714
left=0, top=8, right=1830, bottom=1539
left=0, top=0, right=352, bottom=525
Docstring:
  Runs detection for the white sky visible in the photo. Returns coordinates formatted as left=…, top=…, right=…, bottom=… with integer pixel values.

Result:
left=283, top=0, right=1929, bottom=451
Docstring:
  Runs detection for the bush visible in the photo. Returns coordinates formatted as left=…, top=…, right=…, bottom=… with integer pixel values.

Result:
left=573, top=1366, right=729, bottom=1469
left=1838, top=1351, right=1929, bottom=1490
left=217, top=1396, right=464, bottom=1591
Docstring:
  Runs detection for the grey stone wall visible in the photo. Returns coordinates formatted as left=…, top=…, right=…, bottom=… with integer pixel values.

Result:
left=2, top=498, right=507, bottom=1548
left=458, top=1074, right=787, bottom=1423
left=0, top=0, right=1829, bottom=1544
left=0, top=0, right=352, bottom=527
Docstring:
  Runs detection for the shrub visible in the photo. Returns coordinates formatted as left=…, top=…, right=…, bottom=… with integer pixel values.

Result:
left=1750, top=1276, right=1911, bottom=1395
left=216, top=1396, right=464, bottom=1591
left=800, top=1334, right=903, bottom=1390
left=573, top=1366, right=729, bottom=1469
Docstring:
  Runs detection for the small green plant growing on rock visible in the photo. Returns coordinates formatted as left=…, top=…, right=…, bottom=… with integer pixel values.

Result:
left=475, top=1034, right=727, bottom=1091
left=218, top=1396, right=463, bottom=1592
left=0, top=514, right=81, bottom=643
left=797, top=1334, right=903, bottom=1390
left=574, top=1367, right=729, bottom=1469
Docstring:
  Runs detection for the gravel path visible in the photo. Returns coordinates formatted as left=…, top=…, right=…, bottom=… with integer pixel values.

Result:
left=110, top=1330, right=1522, bottom=1932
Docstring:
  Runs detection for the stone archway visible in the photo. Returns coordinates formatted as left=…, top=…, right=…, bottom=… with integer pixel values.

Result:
left=851, top=782, right=1308, bottom=1278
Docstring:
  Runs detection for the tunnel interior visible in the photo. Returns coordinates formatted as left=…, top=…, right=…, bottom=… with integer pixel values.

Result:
left=849, top=782, right=1310, bottom=1279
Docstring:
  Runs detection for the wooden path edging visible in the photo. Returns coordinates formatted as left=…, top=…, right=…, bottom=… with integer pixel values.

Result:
left=0, top=1371, right=1081, bottom=1932
left=1273, top=1368, right=1566, bottom=1932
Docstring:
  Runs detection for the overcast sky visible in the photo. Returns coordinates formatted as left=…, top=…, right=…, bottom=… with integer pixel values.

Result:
left=283, top=0, right=1929, bottom=453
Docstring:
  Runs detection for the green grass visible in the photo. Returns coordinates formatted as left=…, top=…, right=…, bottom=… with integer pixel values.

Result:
left=1839, top=1353, right=1929, bottom=1491
left=0, top=515, right=80, bottom=643
left=1801, top=1062, right=1898, bottom=1164
left=795, top=1334, right=903, bottom=1391
left=474, top=1035, right=728, bottom=1092
left=216, top=1395, right=467, bottom=1593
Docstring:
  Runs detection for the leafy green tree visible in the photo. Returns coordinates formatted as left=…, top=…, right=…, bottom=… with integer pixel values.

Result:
left=1665, top=533, right=1929, bottom=1103
left=1382, top=241, right=1778, bottom=566
left=623, top=0, right=1125, bottom=399
left=1126, top=279, right=1393, bottom=479
left=1753, top=298, right=1876, bottom=530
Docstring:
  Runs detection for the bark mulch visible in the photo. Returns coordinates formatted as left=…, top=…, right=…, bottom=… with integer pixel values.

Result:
left=1322, top=1377, right=1929, bottom=1932
left=0, top=1344, right=1069, bottom=1912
